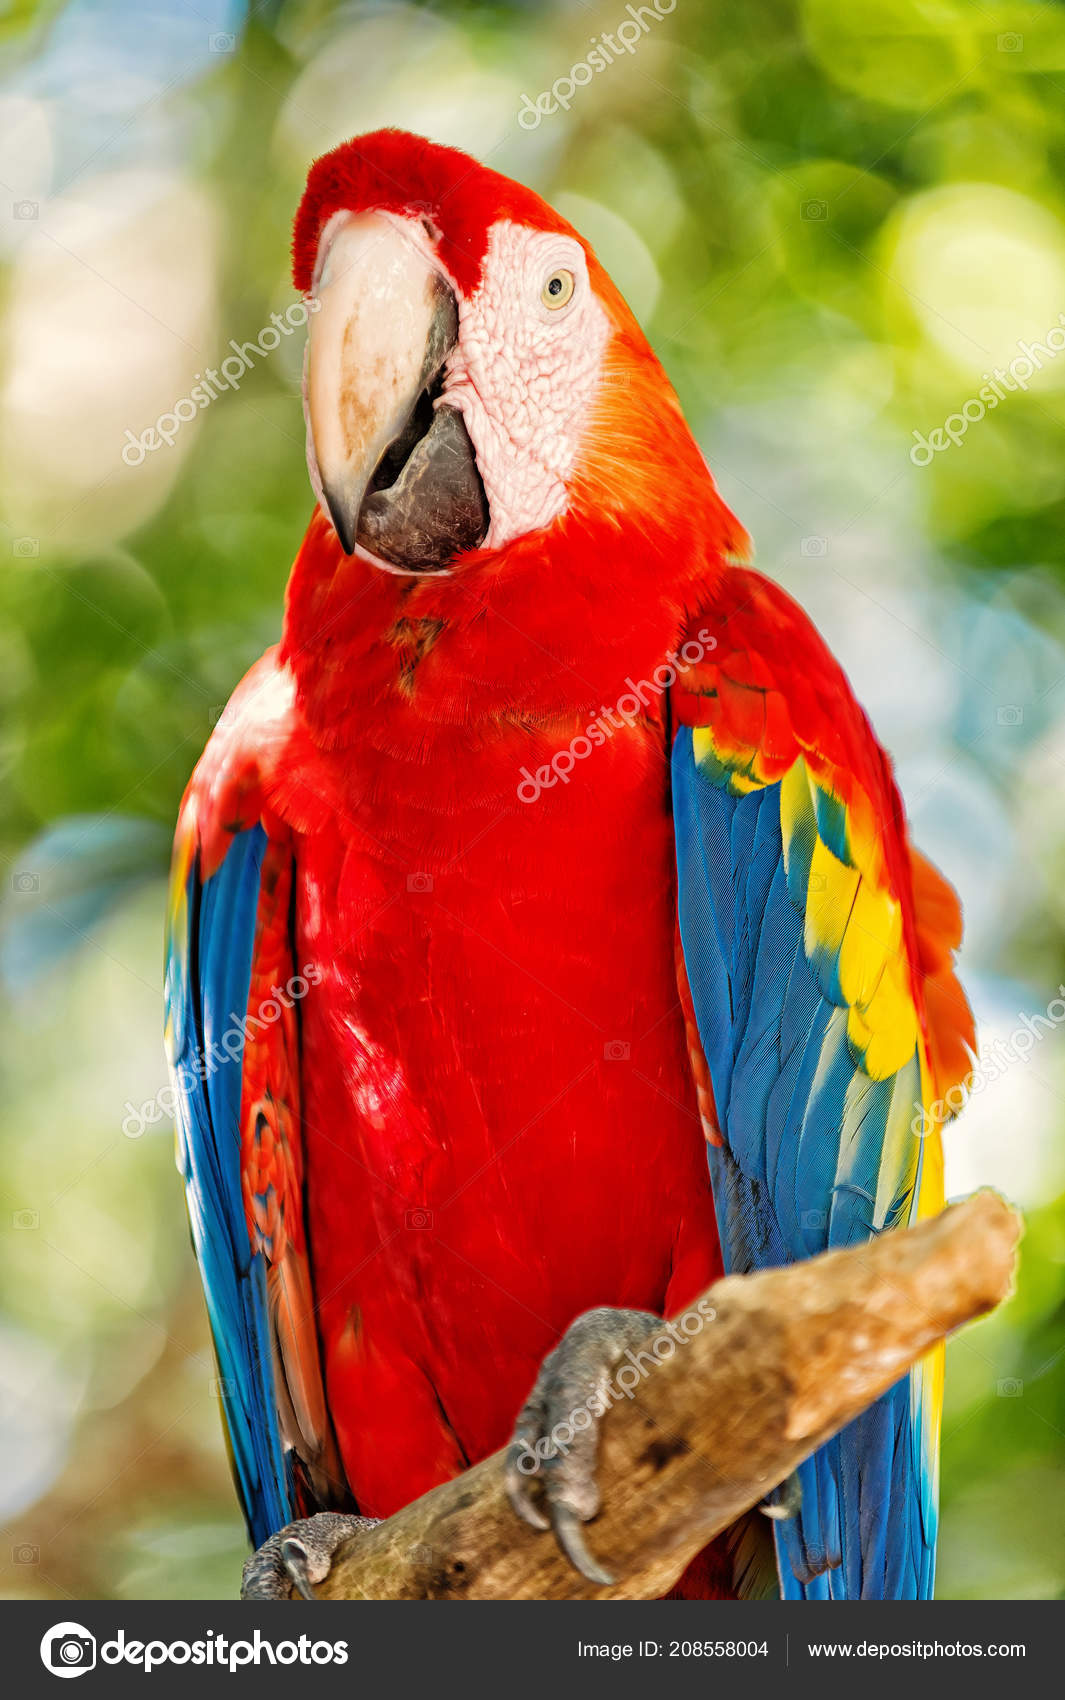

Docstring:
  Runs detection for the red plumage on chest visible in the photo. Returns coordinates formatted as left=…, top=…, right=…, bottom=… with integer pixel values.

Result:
left=249, top=521, right=724, bottom=1517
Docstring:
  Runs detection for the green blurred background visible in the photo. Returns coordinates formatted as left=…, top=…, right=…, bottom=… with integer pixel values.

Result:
left=1, top=0, right=1064, bottom=1600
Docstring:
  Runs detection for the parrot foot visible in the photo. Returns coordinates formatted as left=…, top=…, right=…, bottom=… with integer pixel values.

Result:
left=240, top=1511, right=379, bottom=1600
left=504, top=1305, right=662, bottom=1587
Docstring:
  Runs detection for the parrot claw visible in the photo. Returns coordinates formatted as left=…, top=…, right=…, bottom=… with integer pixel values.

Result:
left=240, top=1511, right=379, bottom=1600
left=504, top=1305, right=662, bottom=1588
left=279, top=1537, right=318, bottom=1601
left=760, top=1471, right=802, bottom=1521
left=552, top=1505, right=617, bottom=1587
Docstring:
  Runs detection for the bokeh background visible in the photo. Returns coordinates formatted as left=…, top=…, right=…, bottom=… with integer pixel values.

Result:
left=2, top=0, right=1064, bottom=1601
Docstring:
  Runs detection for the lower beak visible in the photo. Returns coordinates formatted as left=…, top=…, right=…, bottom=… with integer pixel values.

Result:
left=305, top=212, right=487, bottom=571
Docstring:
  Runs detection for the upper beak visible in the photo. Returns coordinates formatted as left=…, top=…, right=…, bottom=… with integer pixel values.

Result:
left=305, top=212, right=488, bottom=571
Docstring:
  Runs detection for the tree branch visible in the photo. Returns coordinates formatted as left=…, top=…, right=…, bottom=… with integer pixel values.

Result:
left=296, top=1191, right=1019, bottom=1600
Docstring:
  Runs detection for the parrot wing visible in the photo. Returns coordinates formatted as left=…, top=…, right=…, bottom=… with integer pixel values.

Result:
left=164, top=651, right=345, bottom=1547
left=671, top=566, right=974, bottom=1599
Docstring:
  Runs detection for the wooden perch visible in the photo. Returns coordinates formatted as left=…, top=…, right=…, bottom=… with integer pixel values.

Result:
left=295, top=1190, right=1019, bottom=1601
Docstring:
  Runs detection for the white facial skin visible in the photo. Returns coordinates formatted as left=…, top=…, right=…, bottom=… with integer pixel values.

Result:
left=441, top=220, right=612, bottom=547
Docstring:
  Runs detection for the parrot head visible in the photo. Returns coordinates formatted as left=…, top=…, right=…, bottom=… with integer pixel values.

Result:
left=283, top=130, right=747, bottom=738
left=292, top=129, right=745, bottom=585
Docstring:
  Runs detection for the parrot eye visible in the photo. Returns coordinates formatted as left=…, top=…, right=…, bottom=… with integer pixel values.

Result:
left=540, top=268, right=575, bottom=310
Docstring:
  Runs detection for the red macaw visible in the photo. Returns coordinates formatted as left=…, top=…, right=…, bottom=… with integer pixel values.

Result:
left=164, top=130, right=975, bottom=1601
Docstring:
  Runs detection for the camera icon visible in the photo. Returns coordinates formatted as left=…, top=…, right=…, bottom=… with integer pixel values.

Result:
left=209, top=1376, right=234, bottom=1398
left=13, top=1208, right=39, bottom=1230
left=801, top=199, right=828, bottom=221
left=405, top=1207, right=433, bottom=1230
left=13, top=1543, right=39, bottom=1564
left=12, top=537, right=39, bottom=557
left=808, top=871, right=827, bottom=893
left=801, top=536, right=828, bottom=558
left=802, top=1208, right=827, bottom=1231
left=11, top=871, right=40, bottom=893
left=209, top=31, right=235, bottom=52
left=40, top=1622, right=96, bottom=1678
left=407, top=872, right=433, bottom=893
left=996, top=704, right=1023, bottom=727
left=997, top=32, right=1023, bottom=52
left=997, top=1377, right=1023, bottom=1397
left=13, top=200, right=38, bottom=220
left=604, top=1040, right=631, bottom=1061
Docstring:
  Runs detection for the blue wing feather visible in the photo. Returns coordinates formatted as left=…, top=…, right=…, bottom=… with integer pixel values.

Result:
left=164, top=823, right=294, bottom=1547
left=673, top=727, right=935, bottom=1600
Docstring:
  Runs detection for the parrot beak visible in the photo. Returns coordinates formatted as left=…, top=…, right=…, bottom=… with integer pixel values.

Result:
left=305, top=211, right=488, bottom=571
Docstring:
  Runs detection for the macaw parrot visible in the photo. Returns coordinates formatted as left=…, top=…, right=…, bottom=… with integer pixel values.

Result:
left=164, top=129, right=975, bottom=1601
